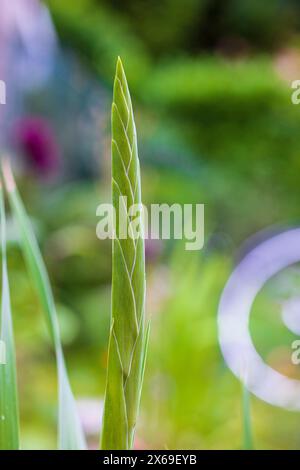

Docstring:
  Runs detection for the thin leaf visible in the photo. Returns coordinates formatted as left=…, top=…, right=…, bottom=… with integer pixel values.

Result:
left=2, top=161, right=86, bottom=450
left=101, top=57, right=148, bottom=450
left=242, top=384, right=254, bottom=450
left=0, top=184, right=19, bottom=449
left=101, top=322, right=128, bottom=450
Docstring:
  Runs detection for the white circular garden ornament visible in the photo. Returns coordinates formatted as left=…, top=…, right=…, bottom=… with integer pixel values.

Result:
left=218, top=228, right=300, bottom=410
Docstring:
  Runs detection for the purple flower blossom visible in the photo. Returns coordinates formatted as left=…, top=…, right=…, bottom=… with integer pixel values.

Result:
left=13, top=116, right=60, bottom=179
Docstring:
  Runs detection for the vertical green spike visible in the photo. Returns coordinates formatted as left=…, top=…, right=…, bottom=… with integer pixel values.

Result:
left=242, top=384, right=254, bottom=450
left=101, top=58, right=148, bottom=450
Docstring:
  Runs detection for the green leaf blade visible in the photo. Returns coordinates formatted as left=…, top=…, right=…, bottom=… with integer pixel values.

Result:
left=0, top=185, right=20, bottom=450
left=2, top=162, right=86, bottom=450
left=242, top=384, right=254, bottom=450
left=101, top=323, right=128, bottom=450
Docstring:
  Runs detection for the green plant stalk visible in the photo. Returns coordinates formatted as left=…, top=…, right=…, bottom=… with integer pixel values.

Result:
left=101, top=58, right=149, bottom=450
left=242, top=384, right=254, bottom=450
left=0, top=184, right=19, bottom=450
left=2, top=161, right=86, bottom=450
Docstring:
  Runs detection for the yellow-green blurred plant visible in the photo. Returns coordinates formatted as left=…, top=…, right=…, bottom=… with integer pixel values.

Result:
left=2, top=161, right=86, bottom=450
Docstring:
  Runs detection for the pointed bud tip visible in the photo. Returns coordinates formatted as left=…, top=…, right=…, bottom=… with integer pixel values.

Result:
left=115, top=56, right=127, bottom=83
left=116, top=56, right=123, bottom=68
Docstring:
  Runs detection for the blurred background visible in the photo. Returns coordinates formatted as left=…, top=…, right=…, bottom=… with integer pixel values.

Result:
left=1, top=0, right=300, bottom=449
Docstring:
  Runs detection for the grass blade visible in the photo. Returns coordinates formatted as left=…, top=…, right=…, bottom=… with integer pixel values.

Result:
left=0, top=184, right=20, bottom=449
left=2, top=161, right=86, bottom=450
left=242, top=384, right=254, bottom=450
left=101, top=58, right=148, bottom=450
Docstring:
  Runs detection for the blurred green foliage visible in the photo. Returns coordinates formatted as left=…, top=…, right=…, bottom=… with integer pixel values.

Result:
left=47, top=0, right=150, bottom=89
left=48, top=0, right=300, bottom=57
left=46, top=0, right=300, bottom=240
left=9, top=0, right=300, bottom=450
